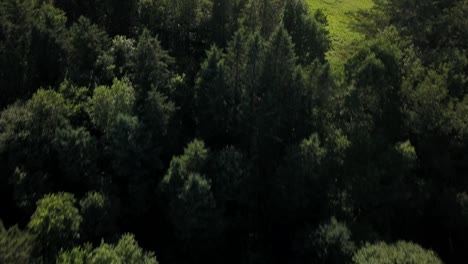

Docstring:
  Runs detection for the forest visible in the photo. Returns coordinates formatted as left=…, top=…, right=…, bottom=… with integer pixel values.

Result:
left=0, top=0, right=467, bottom=263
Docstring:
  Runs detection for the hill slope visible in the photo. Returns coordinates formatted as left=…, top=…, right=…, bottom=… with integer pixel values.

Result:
left=307, top=0, right=373, bottom=67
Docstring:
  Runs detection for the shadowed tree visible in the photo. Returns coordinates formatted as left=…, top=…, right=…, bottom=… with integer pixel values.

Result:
left=283, top=0, right=330, bottom=64
left=159, top=139, right=221, bottom=262
left=0, top=220, right=35, bottom=264
left=66, top=16, right=110, bottom=86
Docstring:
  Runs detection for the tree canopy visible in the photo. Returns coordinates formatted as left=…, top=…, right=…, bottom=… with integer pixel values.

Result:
left=0, top=0, right=466, bottom=263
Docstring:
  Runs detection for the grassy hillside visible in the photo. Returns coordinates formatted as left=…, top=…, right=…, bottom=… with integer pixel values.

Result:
left=307, top=0, right=373, bottom=67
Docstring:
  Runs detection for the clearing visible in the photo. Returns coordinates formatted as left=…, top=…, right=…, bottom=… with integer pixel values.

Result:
left=307, top=0, right=374, bottom=68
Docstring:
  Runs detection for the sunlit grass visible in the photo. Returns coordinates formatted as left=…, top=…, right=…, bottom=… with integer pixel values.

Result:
left=307, top=0, right=373, bottom=69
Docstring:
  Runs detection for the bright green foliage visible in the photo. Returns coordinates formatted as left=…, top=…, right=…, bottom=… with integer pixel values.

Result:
left=0, top=220, right=35, bottom=264
left=161, top=139, right=211, bottom=202
left=57, top=234, right=158, bottom=264
left=88, top=78, right=136, bottom=136
left=104, top=35, right=136, bottom=80
left=353, top=241, right=443, bottom=264
left=91, top=243, right=121, bottom=264
left=28, top=192, right=82, bottom=262
left=27, top=89, right=70, bottom=134
left=114, top=234, right=158, bottom=264
left=87, top=78, right=162, bottom=217
left=167, top=139, right=208, bottom=178
left=395, top=140, right=417, bottom=167
left=307, top=0, right=373, bottom=68
left=56, top=244, right=92, bottom=264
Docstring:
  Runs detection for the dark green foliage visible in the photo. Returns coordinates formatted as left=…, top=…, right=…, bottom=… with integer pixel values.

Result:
left=0, top=0, right=34, bottom=108
left=194, top=46, right=236, bottom=147
left=376, top=0, right=467, bottom=52
left=0, top=0, right=69, bottom=109
left=79, top=192, right=114, bottom=244
left=87, top=78, right=159, bottom=216
left=159, top=140, right=220, bottom=260
left=142, top=89, right=174, bottom=140
left=66, top=16, right=110, bottom=86
left=210, top=146, right=250, bottom=208
left=211, top=0, right=240, bottom=46
left=240, top=0, right=285, bottom=37
left=312, top=217, right=355, bottom=264
left=133, top=29, right=173, bottom=98
left=253, top=24, right=310, bottom=166
left=53, top=0, right=137, bottom=35
left=0, top=0, right=467, bottom=263
left=29, top=3, right=68, bottom=93
left=0, top=220, right=35, bottom=264
left=0, top=89, right=87, bottom=209
left=293, top=217, right=355, bottom=264
left=283, top=0, right=330, bottom=64
left=136, top=0, right=212, bottom=76
left=274, top=134, right=328, bottom=218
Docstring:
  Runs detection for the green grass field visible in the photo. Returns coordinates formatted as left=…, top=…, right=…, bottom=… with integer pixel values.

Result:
left=307, top=0, right=373, bottom=68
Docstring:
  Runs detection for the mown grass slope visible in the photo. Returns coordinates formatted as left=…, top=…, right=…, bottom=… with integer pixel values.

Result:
left=307, top=0, right=373, bottom=67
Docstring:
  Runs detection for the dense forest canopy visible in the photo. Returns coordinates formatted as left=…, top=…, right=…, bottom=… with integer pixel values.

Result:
left=0, top=0, right=467, bottom=263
